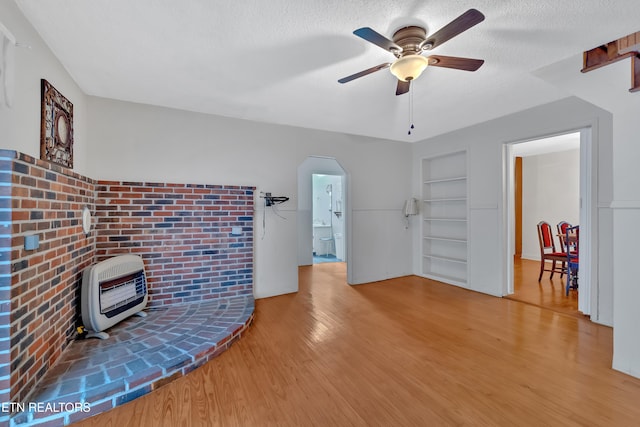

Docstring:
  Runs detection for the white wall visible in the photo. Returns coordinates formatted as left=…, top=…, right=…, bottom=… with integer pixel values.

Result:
left=534, top=55, right=640, bottom=378
left=412, top=96, right=613, bottom=321
left=87, top=97, right=413, bottom=298
left=610, top=108, right=640, bottom=377
left=521, top=149, right=580, bottom=260
left=0, top=0, right=88, bottom=174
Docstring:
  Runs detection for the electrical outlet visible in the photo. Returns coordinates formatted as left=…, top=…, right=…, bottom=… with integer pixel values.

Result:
left=24, top=234, right=39, bottom=250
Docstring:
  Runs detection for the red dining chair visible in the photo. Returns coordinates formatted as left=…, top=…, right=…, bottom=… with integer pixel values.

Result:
left=536, top=221, right=567, bottom=281
left=565, top=225, right=579, bottom=295
left=557, top=221, right=572, bottom=253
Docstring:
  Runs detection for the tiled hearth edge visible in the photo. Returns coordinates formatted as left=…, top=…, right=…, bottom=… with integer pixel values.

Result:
left=0, top=150, right=255, bottom=426
left=10, top=296, right=254, bottom=426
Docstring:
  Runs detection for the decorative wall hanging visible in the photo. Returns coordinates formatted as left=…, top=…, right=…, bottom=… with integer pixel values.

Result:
left=40, top=79, right=73, bottom=168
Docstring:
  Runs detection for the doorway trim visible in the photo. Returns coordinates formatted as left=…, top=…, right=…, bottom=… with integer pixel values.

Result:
left=503, top=128, right=594, bottom=316
left=297, top=156, right=352, bottom=283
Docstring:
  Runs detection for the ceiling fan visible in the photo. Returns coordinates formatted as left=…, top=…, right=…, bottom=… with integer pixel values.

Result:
left=338, top=9, right=485, bottom=95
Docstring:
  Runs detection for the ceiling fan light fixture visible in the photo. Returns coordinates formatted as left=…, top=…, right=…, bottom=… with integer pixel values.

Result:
left=390, top=55, right=429, bottom=82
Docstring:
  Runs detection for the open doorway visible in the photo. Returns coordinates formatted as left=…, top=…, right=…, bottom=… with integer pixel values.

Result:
left=504, top=130, right=592, bottom=318
left=312, top=174, right=345, bottom=264
left=297, top=156, right=350, bottom=281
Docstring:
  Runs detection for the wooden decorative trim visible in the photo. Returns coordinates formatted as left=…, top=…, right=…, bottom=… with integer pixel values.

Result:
left=631, top=55, right=640, bottom=93
left=581, top=31, right=640, bottom=93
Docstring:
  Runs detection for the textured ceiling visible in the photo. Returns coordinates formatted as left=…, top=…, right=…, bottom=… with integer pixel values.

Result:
left=14, top=0, right=640, bottom=142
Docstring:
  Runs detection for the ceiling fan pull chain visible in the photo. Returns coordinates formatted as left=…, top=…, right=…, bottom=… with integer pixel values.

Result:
left=408, top=87, right=415, bottom=135
left=411, top=88, right=415, bottom=130
left=408, top=87, right=411, bottom=135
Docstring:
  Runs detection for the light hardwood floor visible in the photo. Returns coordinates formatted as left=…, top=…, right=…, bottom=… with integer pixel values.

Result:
left=508, top=257, right=580, bottom=318
left=76, top=263, right=640, bottom=426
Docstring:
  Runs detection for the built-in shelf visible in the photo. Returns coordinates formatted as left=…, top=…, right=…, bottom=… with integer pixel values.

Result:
left=423, top=176, right=466, bottom=184
left=423, top=254, right=467, bottom=264
left=424, top=218, right=467, bottom=222
left=421, top=272, right=467, bottom=288
left=423, top=198, right=467, bottom=202
left=423, top=236, right=467, bottom=243
left=422, top=150, right=468, bottom=286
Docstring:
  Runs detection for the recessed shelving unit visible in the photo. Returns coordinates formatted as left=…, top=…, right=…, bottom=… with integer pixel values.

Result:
left=421, top=150, right=468, bottom=287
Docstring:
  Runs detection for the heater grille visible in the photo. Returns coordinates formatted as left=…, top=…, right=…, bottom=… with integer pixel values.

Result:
left=99, top=271, right=147, bottom=318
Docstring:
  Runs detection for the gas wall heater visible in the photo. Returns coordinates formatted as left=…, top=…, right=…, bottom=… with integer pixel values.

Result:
left=81, top=254, right=148, bottom=339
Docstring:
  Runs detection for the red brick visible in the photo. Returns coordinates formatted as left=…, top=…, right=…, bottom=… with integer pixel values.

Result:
left=7, top=161, right=254, bottom=402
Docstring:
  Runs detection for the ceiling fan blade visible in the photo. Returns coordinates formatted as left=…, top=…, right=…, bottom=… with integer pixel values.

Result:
left=428, top=55, right=484, bottom=71
left=338, top=63, right=392, bottom=84
left=424, top=9, right=485, bottom=50
left=396, top=80, right=410, bottom=96
left=353, top=27, right=402, bottom=53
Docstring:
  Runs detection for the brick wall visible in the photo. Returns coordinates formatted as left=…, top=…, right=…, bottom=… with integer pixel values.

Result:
left=0, top=151, right=255, bottom=408
left=0, top=152, right=14, bottom=410
left=94, top=182, right=254, bottom=306
left=4, top=151, right=95, bottom=403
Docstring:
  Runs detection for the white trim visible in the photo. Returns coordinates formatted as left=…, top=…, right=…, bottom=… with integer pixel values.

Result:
left=610, top=200, right=640, bottom=209
left=470, top=205, right=499, bottom=210
left=423, top=236, right=467, bottom=243
left=579, top=129, right=592, bottom=315
left=503, top=143, right=515, bottom=295
left=296, top=156, right=351, bottom=282
left=423, top=177, right=466, bottom=184
left=419, top=273, right=467, bottom=289
left=504, top=128, right=594, bottom=318
left=423, top=254, right=467, bottom=264
left=423, top=218, right=467, bottom=222
left=0, top=22, right=16, bottom=45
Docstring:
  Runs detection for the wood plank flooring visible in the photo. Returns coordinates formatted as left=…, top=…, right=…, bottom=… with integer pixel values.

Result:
left=75, top=263, right=640, bottom=426
left=508, top=257, right=580, bottom=318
